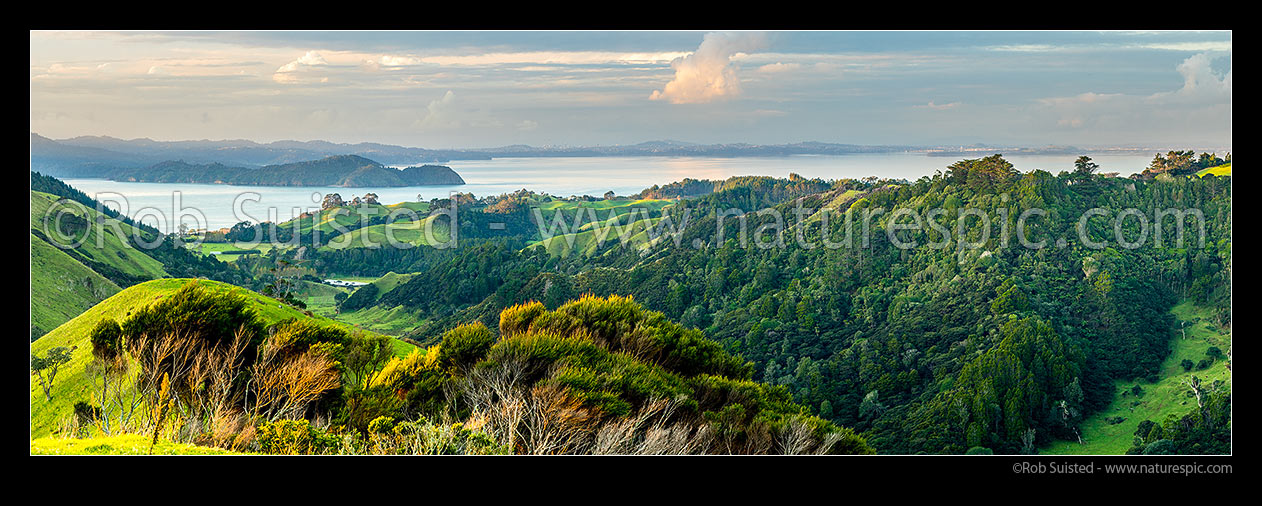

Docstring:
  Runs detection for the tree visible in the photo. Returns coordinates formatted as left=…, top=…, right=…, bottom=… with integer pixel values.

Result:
left=343, top=333, right=395, bottom=388
left=1142, top=439, right=1177, bottom=455
left=321, top=193, right=344, bottom=210
left=89, top=318, right=124, bottom=363
left=858, top=390, right=886, bottom=420
left=267, top=258, right=309, bottom=303
left=1143, top=150, right=1197, bottom=177
left=1073, top=156, right=1099, bottom=176
left=31, top=346, right=76, bottom=400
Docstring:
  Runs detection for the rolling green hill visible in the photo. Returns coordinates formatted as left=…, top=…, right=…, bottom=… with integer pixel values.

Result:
left=1196, top=163, right=1232, bottom=177
left=30, top=190, right=167, bottom=285
left=529, top=199, right=675, bottom=258
left=325, top=272, right=424, bottom=335
left=30, top=278, right=417, bottom=437
left=30, top=233, right=121, bottom=339
left=256, top=200, right=432, bottom=244
left=186, top=241, right=275, bottom=262
left=319, top=215, right=449, bottom=251
left=30, top=188, right=167, bottom=338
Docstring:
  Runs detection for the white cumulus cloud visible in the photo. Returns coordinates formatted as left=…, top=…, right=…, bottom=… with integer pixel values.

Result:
left=1163, top=52, right=1231, bottom=103
left=649, top=32, right=768, bottom=104
left=274, top=51, right=329, bottom=84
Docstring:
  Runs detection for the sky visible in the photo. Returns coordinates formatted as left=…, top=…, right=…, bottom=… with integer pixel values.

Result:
left=29, top=30, right=1232, bottom=150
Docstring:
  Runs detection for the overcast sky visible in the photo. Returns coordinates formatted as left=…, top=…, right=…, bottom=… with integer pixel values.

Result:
left=29, top=30, right=1232, bottom=149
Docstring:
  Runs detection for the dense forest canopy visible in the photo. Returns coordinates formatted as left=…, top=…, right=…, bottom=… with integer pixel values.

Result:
left=31, top=152, right=1231, bottom=454
left=311, top=154, right=1229, bottom=454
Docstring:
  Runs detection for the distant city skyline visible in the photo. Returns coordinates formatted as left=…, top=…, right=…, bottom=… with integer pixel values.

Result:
left=30, top=30, right=1232, bottom=150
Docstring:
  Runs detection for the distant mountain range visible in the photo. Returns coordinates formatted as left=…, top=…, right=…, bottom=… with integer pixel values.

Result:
left=105, top=156, right=466, bottom=187
left=30, top=133, right=477, bottom=173
left=31, top=134, right=465, bottom=187
left=32, top=133, right=1191, bottom=184
left=32, top=134, right=931, bottom=171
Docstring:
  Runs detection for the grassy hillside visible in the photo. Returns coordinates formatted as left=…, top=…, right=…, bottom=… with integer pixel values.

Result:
left=533, top=197, right=673, bottom=213
left=293, top=278, right=346, bottom=299
left=1196, top=163, right=1231, bottom=177
left=529, top=199, right=674, bottom=258
left=319, top=215, right=449, bottom=251
left=533, top=216, right=662, bottom=258
left=30, top=233, right=121, bottom=339
left=321, top=272, right=424, bottom=335
left=30, top=278, right=417, bottom=437
left=30, top=190, right=167, bottom=282
left=31, top=434, right=246, bottom=455
left=186, top=241, right=275, bottom=263
left=285, top=201, right=430, bottom=236
left=1043, top=300, right=1231, bottom=455
left=331, top=304, right=427, bottom=336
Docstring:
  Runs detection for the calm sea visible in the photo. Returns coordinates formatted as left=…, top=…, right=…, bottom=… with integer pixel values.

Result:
left=59, top=153, right=1153, bottom=231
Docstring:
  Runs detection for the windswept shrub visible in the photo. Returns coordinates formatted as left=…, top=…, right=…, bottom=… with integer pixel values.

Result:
left=358, top=349, right=448, bottom=424
left=368, top=349, right=435, bottom=390
left=356, top=417, right=508, bottom=455
left=120, top=281, right=266, bottom=357
left=31, top=346, right=76, bottom=401
left=350, top=294, right=873, bottom=454
left=89, top=318, right=124, bottom=362
left=250, top=339, right=342, bottom=422
left=498, top=301, right=546, bottom=337
left=342, top=332, right=394, bottom=388
left=268, top=318, right=351, bottom=354
left=539, top=295, right=752, bottom=379
left=459, top=295, right=871, bottom=454
left=435, top=323, right=497, bottom=372
left=257, top=419, right=339, bottom=455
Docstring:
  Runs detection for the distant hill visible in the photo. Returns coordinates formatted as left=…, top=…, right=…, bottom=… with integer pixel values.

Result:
left=33, top=133, right=928, bottom=175
left=40, top=134, right=468, bottom=167
left=45, top=154, right=466, bottom=187
left=30, top=134, right=152, bottom=177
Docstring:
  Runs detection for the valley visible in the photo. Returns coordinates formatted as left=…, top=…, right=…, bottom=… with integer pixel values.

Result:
left=30, top=151, right=1232, bottom=455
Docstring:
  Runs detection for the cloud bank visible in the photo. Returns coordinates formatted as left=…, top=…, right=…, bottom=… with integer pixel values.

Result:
left=1035, top=53, right=1231, bottom=137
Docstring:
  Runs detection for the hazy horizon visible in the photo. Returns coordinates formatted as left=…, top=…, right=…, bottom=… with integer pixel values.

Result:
left=29, top=131, right=1233, bottom=154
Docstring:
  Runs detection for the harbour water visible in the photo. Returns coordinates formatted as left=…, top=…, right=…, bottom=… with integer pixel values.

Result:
left=60, top=152, right=1155, bottom=231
